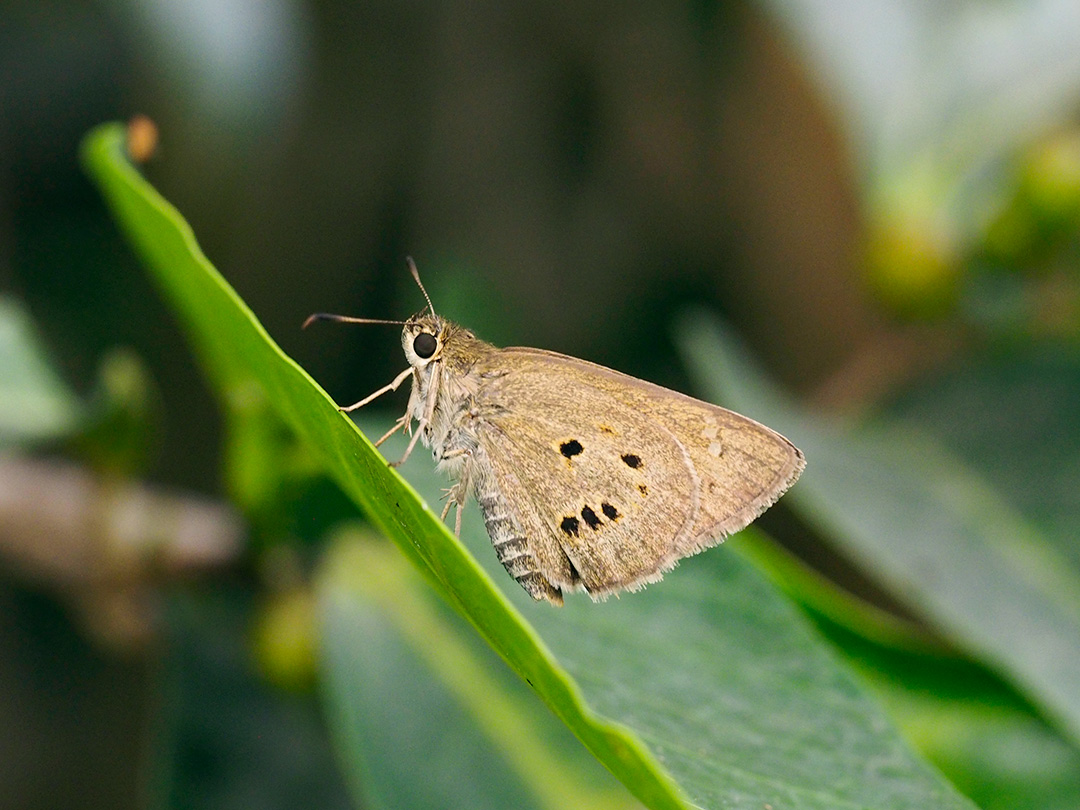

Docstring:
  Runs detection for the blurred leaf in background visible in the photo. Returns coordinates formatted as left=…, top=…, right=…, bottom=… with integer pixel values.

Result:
left=0, top=296, right=82, bottom=446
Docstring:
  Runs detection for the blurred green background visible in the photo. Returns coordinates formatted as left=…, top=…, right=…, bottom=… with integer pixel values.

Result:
left=2, top=1, right=1080, bottom=808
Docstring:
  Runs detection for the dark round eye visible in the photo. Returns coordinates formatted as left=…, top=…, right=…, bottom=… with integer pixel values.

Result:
left=413, top=332, right=437, bottom=359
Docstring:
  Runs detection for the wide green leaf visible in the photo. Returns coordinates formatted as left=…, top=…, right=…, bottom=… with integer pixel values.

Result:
left=676, top=311, right=1080, bottom=746
left=80, top=120, right=683, bottom=810
left=82, top=121, right=975, bottom=809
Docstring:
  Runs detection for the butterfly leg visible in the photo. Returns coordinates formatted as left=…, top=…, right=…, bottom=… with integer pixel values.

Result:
left=384, top=379, right=427, bottom=445
left=339, top=366, right=413, bottom=413
left=438, top=485, right=467, bottom=537
left=436, top=448, right=473, bottom=536
left=374, top=414, right=408, bottom=447
left=391, top=421, right=426, bottom=467
left=390, top=365, right=442, bottom=467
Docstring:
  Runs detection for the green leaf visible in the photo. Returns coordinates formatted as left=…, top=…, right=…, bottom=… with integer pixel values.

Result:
left=82, top=121, right=975, bottom=809
left=366, top=422, right=982, bottom=810
left=0, top=295, right=82, bottom=445
left=817, top=612, right=1080, bottom=810
left=73, top=347, right=160, bottom=477
left=741, top=526, right=1080, bottom=810
left=676, top=311, right=1080, bottom=747
left=318, top=528, right=638, bottom=810
left=887, top=345, right=1080, bottom=573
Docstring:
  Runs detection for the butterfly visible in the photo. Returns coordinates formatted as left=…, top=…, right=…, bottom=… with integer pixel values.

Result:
left=306, top=260, right=804, bottom=604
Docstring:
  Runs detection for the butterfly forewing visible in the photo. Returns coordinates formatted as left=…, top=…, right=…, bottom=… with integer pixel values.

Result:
left=624, top=373, right=805, bottom=552
left=473, top=348, right=804, bottom=598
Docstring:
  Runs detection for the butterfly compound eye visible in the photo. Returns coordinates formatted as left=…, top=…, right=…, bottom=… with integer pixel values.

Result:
left=413, top=332, right=438, bottom=359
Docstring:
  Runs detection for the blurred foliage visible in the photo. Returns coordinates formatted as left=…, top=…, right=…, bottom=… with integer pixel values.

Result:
left=72, top=347, right=161, bottom=477
left=2, top=1, right=1080, bottom=809
left=864, top=129, right=1080, bottom=335
left=251, top=582, right=319, bottom=693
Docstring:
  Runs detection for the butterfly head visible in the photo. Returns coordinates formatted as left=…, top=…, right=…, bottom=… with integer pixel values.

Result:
left=401, top=313, right=445, bottom=368
left=303, top=259, right=484, bottom=373
left=401, top=314, right=481, bottom=371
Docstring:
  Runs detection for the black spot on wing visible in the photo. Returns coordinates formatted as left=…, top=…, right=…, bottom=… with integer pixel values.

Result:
left=581, top=505, right=602, bottom=530
left=560, top=439, right=583, bottom=458
left=601, top=502, right=619, bottom=520
left=621, top=453, right=641, bottom=469
left=560, top=516, right=580, bottom=537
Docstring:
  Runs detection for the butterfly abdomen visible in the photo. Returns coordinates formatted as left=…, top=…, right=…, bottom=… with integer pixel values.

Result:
left=474, top=472, right=564, bottom=605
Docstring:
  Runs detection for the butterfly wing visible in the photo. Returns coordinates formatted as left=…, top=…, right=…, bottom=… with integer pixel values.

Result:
left=475, top=386, right=699, bottom=597
left=472, top=348, right=804, bottom=600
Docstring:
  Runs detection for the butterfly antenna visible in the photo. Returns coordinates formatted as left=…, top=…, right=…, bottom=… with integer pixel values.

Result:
left=406, top=256, right=436, bottom=316
left=302, top=313, right=407, bottom=329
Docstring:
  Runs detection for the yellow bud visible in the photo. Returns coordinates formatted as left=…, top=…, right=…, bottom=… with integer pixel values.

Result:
left=252, top=587, right=319, bottom=691
left=863, top=216, right=959, bottom=319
